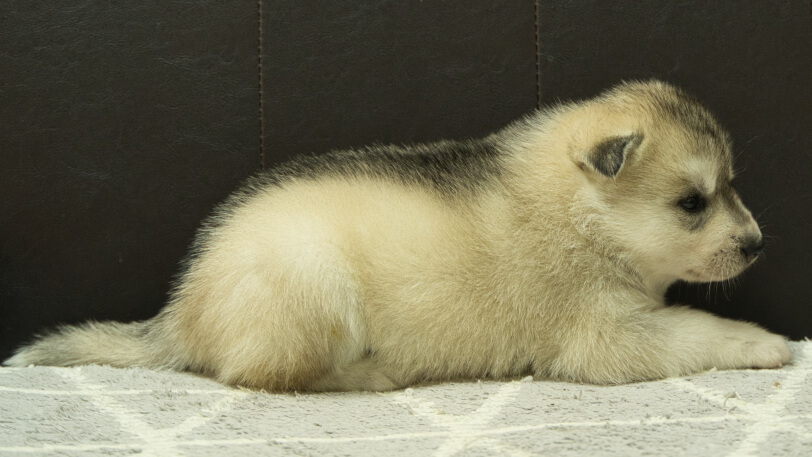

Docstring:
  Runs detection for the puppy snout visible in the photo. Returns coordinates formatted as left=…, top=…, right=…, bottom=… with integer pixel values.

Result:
left=740, top=237, right=765, bottom=262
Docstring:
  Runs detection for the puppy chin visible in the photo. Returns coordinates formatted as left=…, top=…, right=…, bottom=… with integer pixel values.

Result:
left=684, top=260, right=749, bottom=283
left=682, top=269, right=709, bottom=282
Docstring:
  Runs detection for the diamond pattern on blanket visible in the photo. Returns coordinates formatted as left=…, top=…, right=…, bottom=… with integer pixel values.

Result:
left=0, top=342, right=810, bottom=456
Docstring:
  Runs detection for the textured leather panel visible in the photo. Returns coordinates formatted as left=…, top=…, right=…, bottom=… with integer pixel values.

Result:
left=0, top=2, right=260, bottom=357
left=0, top=1, right=537, bottom=357
left=539, top=1, right=812, bottom=338
left=261, top=1, right=538, bottom=167
left=2, top=0, right=809, bottom=361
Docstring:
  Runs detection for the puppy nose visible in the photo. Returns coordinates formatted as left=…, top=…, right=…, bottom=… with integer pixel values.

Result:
left=740, top=238, right=765, bottom=262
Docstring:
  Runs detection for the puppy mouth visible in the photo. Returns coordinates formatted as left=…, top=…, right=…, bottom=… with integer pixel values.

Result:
left=685, top=257, right=749, bottom=283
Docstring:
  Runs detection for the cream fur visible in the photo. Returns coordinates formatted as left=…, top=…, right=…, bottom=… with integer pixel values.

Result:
left=4, top=80, right=791, bottom=391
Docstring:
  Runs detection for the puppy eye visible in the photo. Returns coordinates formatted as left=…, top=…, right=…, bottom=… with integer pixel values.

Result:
left=678, top=194, right=706, bottom=213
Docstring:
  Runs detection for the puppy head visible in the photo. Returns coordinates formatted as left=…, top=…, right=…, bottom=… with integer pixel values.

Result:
left=570, top=81, right=763, bottom=287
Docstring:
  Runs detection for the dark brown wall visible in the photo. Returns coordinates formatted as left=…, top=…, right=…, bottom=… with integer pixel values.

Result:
left=261, top=2, right=537, bottom=162
left=1, top=1, right=809, bottom=358
left=0, top=2, right=260, bottom=355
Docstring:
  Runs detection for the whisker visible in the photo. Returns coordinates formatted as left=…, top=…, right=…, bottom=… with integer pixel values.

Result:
left=754, top=205, right=772, bottom=221
left=722, top=277, right=734, bottom=301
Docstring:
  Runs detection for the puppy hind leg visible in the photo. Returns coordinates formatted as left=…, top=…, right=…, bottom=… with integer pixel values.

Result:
left=184, top=243, right=369, bottom=391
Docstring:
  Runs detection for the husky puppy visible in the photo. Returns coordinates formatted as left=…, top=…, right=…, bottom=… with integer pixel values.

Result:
left=5, top=80, right=791, bottom=391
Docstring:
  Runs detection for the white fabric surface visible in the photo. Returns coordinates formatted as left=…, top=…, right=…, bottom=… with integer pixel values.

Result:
left=1, top=341, right=810, bottom=456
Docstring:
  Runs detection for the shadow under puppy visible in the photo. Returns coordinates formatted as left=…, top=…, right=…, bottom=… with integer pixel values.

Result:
left=5, top=80, right=791, bottom=391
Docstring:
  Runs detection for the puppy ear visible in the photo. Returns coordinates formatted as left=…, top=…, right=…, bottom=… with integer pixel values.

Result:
left=582, top=133, right=642, bottom=178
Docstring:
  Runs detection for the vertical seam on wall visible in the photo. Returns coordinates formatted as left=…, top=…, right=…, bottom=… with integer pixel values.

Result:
left=533, top=0, right=541, bottom=109
left=257, top=0, right=266, bottom=169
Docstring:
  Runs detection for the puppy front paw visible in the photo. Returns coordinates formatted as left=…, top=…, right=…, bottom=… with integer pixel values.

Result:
left=741, top=333, right=792, bottom=369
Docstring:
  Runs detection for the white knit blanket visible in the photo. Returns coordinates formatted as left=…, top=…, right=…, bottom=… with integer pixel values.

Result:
left=1, top=341, right=810, bottom=456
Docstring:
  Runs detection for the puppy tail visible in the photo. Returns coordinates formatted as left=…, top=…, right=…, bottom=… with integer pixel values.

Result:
left=2, top=320, right=180, bottom=369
